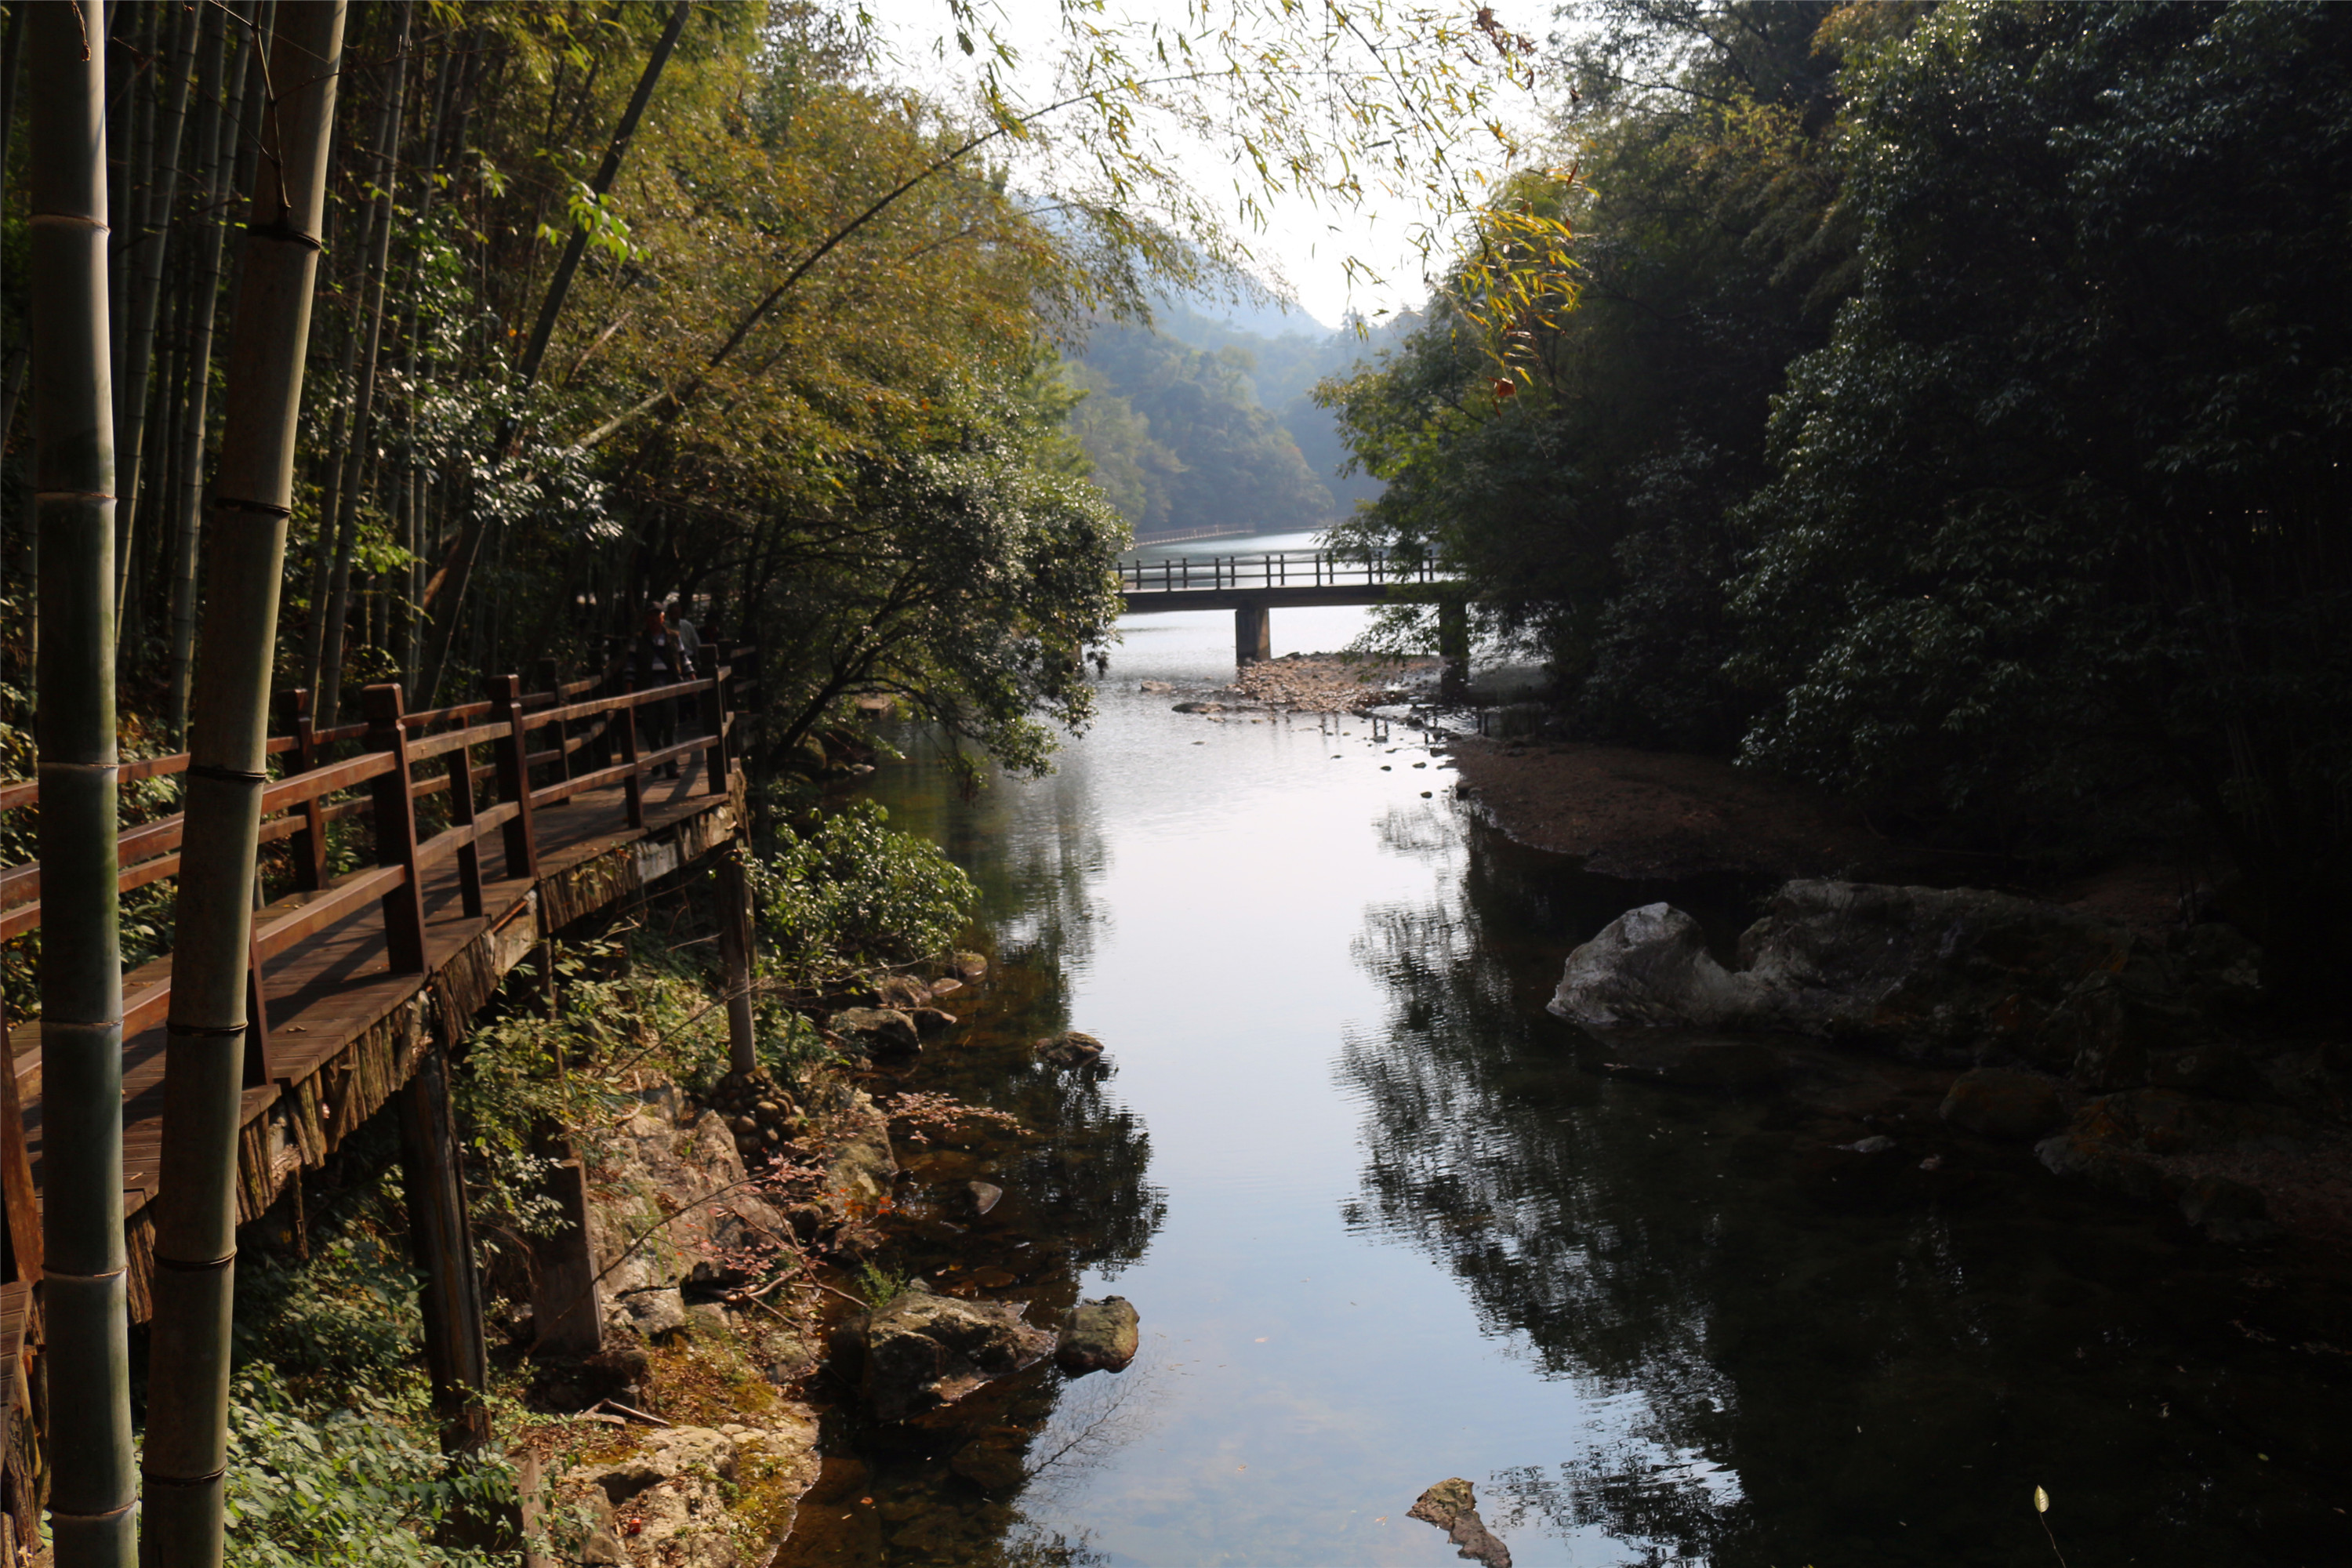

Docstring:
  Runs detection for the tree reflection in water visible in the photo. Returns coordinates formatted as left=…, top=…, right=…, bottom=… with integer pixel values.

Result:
left=1341, top=810, right=2351, bottom=1566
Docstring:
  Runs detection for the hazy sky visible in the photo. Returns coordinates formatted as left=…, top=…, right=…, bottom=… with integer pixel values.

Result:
left=871, top=1, right=1561, bottom=331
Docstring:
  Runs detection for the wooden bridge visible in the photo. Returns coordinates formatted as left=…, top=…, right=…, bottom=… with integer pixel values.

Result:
left=0, top=652, right=764, bottom=1532
left=1118, top=547, right=1465, bottom=666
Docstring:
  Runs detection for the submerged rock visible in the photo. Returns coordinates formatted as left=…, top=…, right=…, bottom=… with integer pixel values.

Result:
left=858, top=1283, right=1056, bottom=1421
left=911, top=1006, right=959, bottom=1036
left=1056, top=1296, right=1140, bottom=1374
left=1035, top=1030, right=1106, bottom=1067
left=1408, top=1478, right=1512, bottom=1568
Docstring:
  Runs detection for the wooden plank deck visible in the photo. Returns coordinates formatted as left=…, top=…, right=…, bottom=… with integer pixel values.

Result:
left=6, top=753, right=740, bottom=1323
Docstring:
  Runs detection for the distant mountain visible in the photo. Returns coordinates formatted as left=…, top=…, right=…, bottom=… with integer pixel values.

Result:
left=1068, top=291, right=1415, bottom=543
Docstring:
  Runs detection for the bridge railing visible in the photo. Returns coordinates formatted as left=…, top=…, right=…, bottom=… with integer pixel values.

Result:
left=1116, top=548, right=1442, bottom=593
left=0, top=645, right=760, bottom=1085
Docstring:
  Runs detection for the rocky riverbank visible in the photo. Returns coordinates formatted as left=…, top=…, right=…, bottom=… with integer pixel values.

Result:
left=1548, top=879, right=2352, bottom=1256
left=518, top=956, right=1142, bottom=1566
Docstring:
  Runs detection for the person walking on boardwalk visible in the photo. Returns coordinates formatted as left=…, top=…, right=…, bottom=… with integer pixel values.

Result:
left=634, top=605, right=694, bottom=778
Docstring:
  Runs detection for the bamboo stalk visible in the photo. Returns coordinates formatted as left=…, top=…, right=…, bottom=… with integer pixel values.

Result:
left=29, top=5, right=137, bottom=1562
left=314, top=5, right=411, bottom=728
left=140, top=7, right=346, bottom=1563
left=165, top=2, right=238, bottom=742
left=113, top=0, right=198, bottom=631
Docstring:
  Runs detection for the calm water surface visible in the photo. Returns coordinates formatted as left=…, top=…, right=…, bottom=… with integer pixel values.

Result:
left=780, top=537, right=2350, bottom=1567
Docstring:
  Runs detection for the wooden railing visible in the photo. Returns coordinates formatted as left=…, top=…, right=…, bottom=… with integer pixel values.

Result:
left=0, top=647, right=759, bottom=1085
left=1116, top=547, right=1446, bottom=593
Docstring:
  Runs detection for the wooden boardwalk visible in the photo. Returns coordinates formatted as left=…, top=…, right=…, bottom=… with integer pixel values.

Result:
left=0, top=656, right=763, bottom=1531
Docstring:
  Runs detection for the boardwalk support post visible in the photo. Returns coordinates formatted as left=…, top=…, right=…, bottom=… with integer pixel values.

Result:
left=526, top=1157, right=603, bottom=1358
left=1235, top=601, right=1271, bottom=666
left=717, top=841, right=757, bottom=1075
left=393, top=1040, right=493, bottom=1454
left=277, top=688, right=328, bottom=892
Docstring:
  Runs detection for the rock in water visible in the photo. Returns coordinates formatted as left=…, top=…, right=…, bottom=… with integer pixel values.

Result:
left=1035, top=1030, right=1106, bottom=1067
left=1056, top=1296, right=1140, bottom=1374
left=1548, top=904, right=1763, bottom=1028
left=965, top=1181, right=1004, bottom=1217
left=1408, top=1478, right=1512, bottom=1567
left=1940, top=1068, right=2065, bottom=1142
left=829, top=1007, right=920, bottom=1053
left=858, top=1283, right=1055, bottom=1421
left=1407, top=1479, right=1477, bottom=1529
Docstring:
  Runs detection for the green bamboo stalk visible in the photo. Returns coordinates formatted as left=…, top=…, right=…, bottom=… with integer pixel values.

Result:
left=113, top=0, right=198, bottom=630
left=140, top=6, right=346, bottom=1563
left=28, top=4, right=137, bottom=1561
left=314, top=3, right=409, bottom=729
left=164, top=2, right=237, bottom=742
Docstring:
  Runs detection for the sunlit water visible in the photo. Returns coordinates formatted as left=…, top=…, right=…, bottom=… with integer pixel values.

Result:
left=779, top=532, right=2350, bottom=1567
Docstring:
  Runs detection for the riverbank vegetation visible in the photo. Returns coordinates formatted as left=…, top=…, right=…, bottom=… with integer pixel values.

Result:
left=1325, top=0, right=2352, bottom=991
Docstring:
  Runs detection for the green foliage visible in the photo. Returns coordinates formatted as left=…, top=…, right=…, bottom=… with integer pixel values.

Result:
left=222, top=1370, right=516, bottom=1566
left=1728, top=0, right=2352, bottom=961
left=749, top=800, right=978, bottom=977
left=853, top=1260, right=910, bottom=1309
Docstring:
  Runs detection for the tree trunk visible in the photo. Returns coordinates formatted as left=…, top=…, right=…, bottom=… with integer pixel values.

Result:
left=140, top=8, right=346, bottom=1565
left=113, top=0, right=198, bottom=632
left=165, top=2, right=240, bottom=742
left=312, top=6, right=408, bottom=728
left=27, top=6, right=137, bottom=1563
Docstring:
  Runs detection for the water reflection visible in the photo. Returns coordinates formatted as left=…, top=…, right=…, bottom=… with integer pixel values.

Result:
left=779, top=584, right=2348, bottom=1568
left=1341, top=814, right=2352, bottom=1566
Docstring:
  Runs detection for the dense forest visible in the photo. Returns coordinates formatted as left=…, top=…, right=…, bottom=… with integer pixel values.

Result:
left=1326, top=0, right=2352, bottom=989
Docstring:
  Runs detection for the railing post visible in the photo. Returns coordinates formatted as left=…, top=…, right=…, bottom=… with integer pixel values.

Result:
left=362, top=684, right=430, bottom=973
left=619, top=677, right=645, bottom=829
left=277, top=688, right=328, bottom=893
left=534, top=655, right=570, bottom=793
left=243, top=919, right=277, bottom=1088
left=485, top=674, right=540, bottom=882
left=706, top=643, right=735, bottom=798
left=445, top=734, right=485, bottom=920
left=0, top=997, right=42, bottom=1287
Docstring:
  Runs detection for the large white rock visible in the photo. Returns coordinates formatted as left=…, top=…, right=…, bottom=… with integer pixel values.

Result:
left=1548, top=903, right=1765, bottom=1028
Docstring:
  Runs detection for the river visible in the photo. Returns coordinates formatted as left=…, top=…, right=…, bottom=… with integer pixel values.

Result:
left=775, top=534, right=2347, bottom=1566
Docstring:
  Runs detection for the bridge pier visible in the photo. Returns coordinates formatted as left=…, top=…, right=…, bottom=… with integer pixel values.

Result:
left=1439, top=596, right=1471, bottom=702
left=1236, top=602, right=1271, bottom=665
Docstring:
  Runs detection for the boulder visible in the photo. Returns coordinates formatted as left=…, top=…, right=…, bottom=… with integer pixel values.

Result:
left=953, top=951, right=989, bottom=982
left=858, top=1283, right=1057, bottom=1421
left=2177, top=1174, right=2274, bottom=1243
left=804, top=1080, right=897, bottom=1212
left=829, top=1007, right=920, bottom=1053
left=1407, top=1478, right=1512, bottom=1568
left=2034, top=971, right=2217, bottom=1090
left=1035, top=1030, right=1106, bottom=1068
left=911, top=1007, right=959, bottom=1036
left=1939, top=1069, right=2066, bottom=1142
left=1055, top=1297, right=1140, bottom=1374
left=871, top=975, right=932, bottom=1010
left=558, top=1417, right=820, bottom=1568
left=1552, top=881, right=2148, bottom=1062
left=1548, top=905, right=1764, bottom=1029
